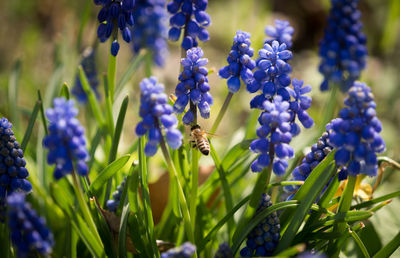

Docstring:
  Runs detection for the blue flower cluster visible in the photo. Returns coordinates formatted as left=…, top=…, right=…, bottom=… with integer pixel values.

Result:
left=240, top=194, right=280, bottom=257
left=7, top=193, right=54, bottom=257
left=173, top=47, right=213, bottom=124
left=132, top=0, right=168, bottom=66
left=219, top=30, right=256, bottom=93
left=72, top=47, right=100, bottom=103
left=161, top=242, right=196, bottom=258
left=318, top=0, right=367, bottom=91
left=248, top=21, right=314, bottom=176
left=214, top=243, right=233, bottom=258
left=167, top=0, right=211, bottom=50
left=0, top=118, right=32, bottom=221
left=285, top=126, right=334, bottom=193
left=265, top=19, right=294, bottom=48
left=43, top=98, right=89, bottom=179
left=329, top=82, right=385, bottom=177
left=95, top=0, right=135, bottom=56
left=250, top=97, right=294, bottom=175
left=106, top=177, right=126, bottom=212
left=136, top=77, right=183, bottom=156
left=247, top=40, right=293, bottom=101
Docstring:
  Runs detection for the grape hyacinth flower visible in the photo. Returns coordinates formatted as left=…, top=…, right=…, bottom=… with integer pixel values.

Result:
left=328, top=82, right=385, bottom=177
left=318, top=0, right=367, bottom=91
left=240, top=194, right=280, bottom=257
left=72, top=47, right=100, bottom=103
left=247, top=40, right=293, bottom=105
left=250, top=96, right=294, bottom=175
left=287, top=79, right=314, bottom=135
left=214, top=243, right=233, bottom=258
left=173, top=47, right=212, bottom=124
left=0, top=118, right=32, bottom=221
left=285, top=122, right=334, bottom=193
left=167, top=0, right=211, bottom=50
left=7, top=193, right=54, bottom=257
left=132, top=0, right=168, bottom=66
left=265, top=19, right=294, bottom=48
left=106, top=177, right=126, bottom=212
left=161, top=242, right=196, bottom=258
left=43, top=98, right=89, bottom=179
left=94, top=0, right=135, bottom=56
left=136, top=77, right=183, bottom=156
left=219, top=30, right=256, bottom=93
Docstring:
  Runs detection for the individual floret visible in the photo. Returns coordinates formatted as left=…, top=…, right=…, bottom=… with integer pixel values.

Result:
left=167, top=0, right=211, bottom=50
left=106, top=177, right=126, bottom=212
left=214, top=242, right=233, bottom=258
left=72, top=47, right=100, bottom=103
left=136, top=77, right=183, bottom=156
left=240, top=194, right=280, bottom=257
left=265, top=19, right=294, bottom=48
left=7, top=193, right=54, bottom=257
left=219, top=30, right=256, bottom=93
left=250, top=96, right=294, bottom=175
left=94, top=0, right=135, bottom=56
left=328, top=82, right=385, bottom=177
left=132, top=0, right=168, bottom=66
left=0, top=118, right=32, bottom=221
left=318, top=0, right=367, bottom=91
left=43, top=98, right=89, bottom=179
left=173, top=47, right=212, bottom=124
left=161, top=242, right=196, bottom=258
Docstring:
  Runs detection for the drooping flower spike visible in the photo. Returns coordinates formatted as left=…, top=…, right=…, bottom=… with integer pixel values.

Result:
left=173, top=47, right=213, bottom=125
left=167, top=0, right=211, bottom=50
left=265, top=19, right=294, bottom=48
left=318, top=0, right=367, bottom=91
left=72, top=47, right=100, bottom=103
left=329, top=82, right=385, bottom=177
left=43, top=98, right=89, bottom=179
left=0, top=118, right=32, bottom=221
left=106, top=177, right=126, bottom=212
left=161, top=242, right=196, bottom=258
left=7, top=193, right=54, bottom=257
left=94, top=0, right=135, bottom=56
left=136, top=77, right=183, bottom=156
left=219, top=30, right=256, bottom=93
left=132, top=0, right=169, bottom=66
left=240, top=194, right=280, bottom=257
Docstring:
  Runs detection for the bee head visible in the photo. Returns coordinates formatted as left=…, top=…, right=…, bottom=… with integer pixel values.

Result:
left=191, top=124, right=201, bottom=131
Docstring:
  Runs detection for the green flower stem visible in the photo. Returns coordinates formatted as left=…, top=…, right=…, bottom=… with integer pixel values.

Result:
left=332, top=175, right=357, bottom=257
left=190, top=147, right=199, bottom=231
left=145, top=51, right=153, bottom=77
left=210, top=92, right=233, bottom=135
left=107, top=46, right=117, bottom=103
left=232, top=164, right=272, bottom=245
left=159, top=137, right=196, bottom=252
left=320, top=85, right=337, bottom=132
left=71, top=171, right=103, bottom=248
left=103, top=74, right=114, bottom=136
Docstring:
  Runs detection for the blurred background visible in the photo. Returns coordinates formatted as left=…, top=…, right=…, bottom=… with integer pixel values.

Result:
left=0, top=0, right=399, bottom=256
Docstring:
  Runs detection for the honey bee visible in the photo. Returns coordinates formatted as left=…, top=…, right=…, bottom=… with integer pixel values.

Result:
left=190, top=124, right=210, bottom=156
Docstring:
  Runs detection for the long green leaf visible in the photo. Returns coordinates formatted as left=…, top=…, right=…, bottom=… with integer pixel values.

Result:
left=89, top=155, right=131, bottom=196
left=352, top=190, right=400, bottom=210
left=350, top=229, right=370, bottom=258
left=373, top=230, right=400, bottom=258
left=118, top=202, right=130, bottom=258
left=8, top=60, right=21, bottom=131
left=276, top=162, right=336, bottom=253
left=21, top=101, right=40, bottom=151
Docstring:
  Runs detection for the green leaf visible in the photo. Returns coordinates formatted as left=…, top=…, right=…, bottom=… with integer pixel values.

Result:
left=60, top=82, right=70, bottom=99
left=118, top=202, right=130, bottom=258
left=115, top=54, right=145, bottom=100
left=37, top=90, right=49, bottom=136
left=352, top=190, right=400, bottom=210
left=350, top=229, right=371, bottom=258
left=276, top=162, right=336, bottom=253
left=109, top=96, right=129, bottom=164
left=89, top=154, right=131, bottom=196
left=21, top=100, right=40, bottom=151
left=359, top=221, right=383, bottom=256
left=373, top=230, right=400, bottom=258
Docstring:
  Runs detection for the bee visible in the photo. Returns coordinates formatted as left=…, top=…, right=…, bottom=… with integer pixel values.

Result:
left=190, top=124, right=210, bottom=156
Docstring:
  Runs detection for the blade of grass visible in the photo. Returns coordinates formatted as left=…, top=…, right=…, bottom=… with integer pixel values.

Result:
left=21, top=101, right=40, bottom=151
left=351, top=190, right=400, bottom=210
left=373, top=230, right=400, bottom=258
left=118, top=202, right=130, bottom=258
left=350, top=229, right=371, bottom=258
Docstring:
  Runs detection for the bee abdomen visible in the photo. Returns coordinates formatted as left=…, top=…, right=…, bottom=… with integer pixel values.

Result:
left=197, top=139, right=210, bottom=155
